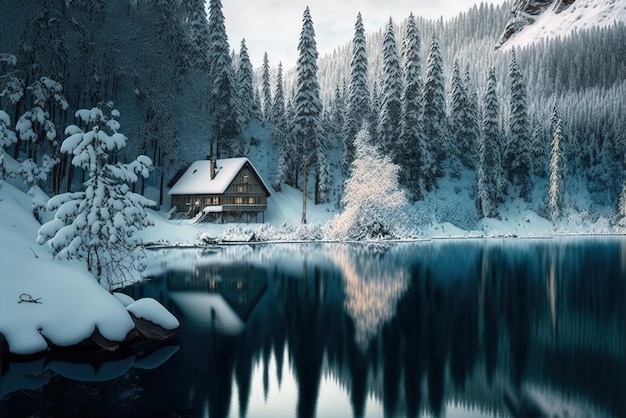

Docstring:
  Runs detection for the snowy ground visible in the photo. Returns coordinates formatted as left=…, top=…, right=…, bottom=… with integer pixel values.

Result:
left=0, top=181, right=178, bottom=356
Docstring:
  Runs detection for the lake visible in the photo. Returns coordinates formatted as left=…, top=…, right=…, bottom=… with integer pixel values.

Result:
left=2, top=238, right=625, bottom=417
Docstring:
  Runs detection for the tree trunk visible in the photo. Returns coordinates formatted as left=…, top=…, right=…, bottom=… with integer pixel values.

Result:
left=301, top=159, right=307, bottom=224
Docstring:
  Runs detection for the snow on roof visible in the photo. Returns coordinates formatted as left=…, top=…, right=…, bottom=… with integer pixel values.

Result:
left=168, top=157, right=271, bottom=196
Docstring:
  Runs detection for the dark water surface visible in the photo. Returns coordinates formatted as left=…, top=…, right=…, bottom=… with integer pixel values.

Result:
left=2, top=238, right=625, bottom=417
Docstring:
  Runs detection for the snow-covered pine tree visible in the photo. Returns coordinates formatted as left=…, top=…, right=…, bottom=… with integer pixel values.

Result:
left=237, top=39, right=255, bottom=127
left=463, top=64, right=480, bottom=169
left=323, top=123, right=409, bottom=240
left=342, top=12, right=370, bottom=174
left=449, top=60, right=474, bottom=169
left=184, top=0, right=211, bottom=69
left=293, top=7, right=323, bottom=220
left=476, top=67, right=502, bottom=219
left=548, top=116, right=565, bottom=222
left=37, top=107, right=154, bottom=290
left=272, top=63, right=294, bottom=190
left=15, top=77, right=68, bottom=194
left=421, top=34, right=447, bottom=190
left=377, top=18, right=402, bottom=158
left=0, top=110, right=17, bottom=182
left=398, top=13, right=424, bottom=201
left=505, top=49, right=532, bottom=200
left=207, top=0, right=230, bottom=84
left=261, top=52, right=272, bottom=123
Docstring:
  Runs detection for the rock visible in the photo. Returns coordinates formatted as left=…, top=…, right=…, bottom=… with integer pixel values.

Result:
left=129, top=313, right=178, bottom=341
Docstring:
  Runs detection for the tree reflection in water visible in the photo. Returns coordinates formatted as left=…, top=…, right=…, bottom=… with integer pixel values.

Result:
left=2, top=239, right=625, bottom=418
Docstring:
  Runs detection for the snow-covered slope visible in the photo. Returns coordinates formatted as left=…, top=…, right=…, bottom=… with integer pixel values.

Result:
left=496, top=0, right=626, bottom=49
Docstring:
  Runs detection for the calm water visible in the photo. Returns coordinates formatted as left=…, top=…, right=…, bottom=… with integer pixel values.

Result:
left=2, top=239, right=626, bottom=418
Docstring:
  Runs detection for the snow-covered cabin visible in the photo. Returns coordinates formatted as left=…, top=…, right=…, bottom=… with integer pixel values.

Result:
left=168, top=157, right=271, bottom=223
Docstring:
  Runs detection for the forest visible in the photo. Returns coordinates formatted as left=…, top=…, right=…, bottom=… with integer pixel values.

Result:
left=1, top=0, right=625, bottom=229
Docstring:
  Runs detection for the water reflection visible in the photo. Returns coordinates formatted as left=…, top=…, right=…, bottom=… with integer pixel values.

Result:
left=2, top=239, right=625, bottom=418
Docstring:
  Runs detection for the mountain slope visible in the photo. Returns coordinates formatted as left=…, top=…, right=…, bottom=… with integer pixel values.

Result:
left=496, top=0, right=626, bottom=49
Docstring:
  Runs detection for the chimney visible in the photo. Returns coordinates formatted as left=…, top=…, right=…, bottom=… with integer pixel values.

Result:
left=210, top=158, right=216, bottom=180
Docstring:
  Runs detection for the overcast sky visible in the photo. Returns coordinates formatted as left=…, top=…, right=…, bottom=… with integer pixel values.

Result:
left=221, top=0, right=508, bottom=69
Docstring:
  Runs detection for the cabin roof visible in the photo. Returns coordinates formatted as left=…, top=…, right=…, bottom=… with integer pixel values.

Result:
left=168, top=157, right=271, bottom=196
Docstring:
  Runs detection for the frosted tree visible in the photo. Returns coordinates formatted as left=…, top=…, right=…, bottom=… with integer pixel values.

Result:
left=261, top=52, right=272, bottom=123
left=37, top=107, right=154, bottom=290
left=463, top=64, right=480, bottom=168
left=272, top=63, right=293, bottom=189
left=293, top=7, right=323, bottom=220
left=449, top=61, right=475, bottom=169
left=184, top=0, right=211, bottom=69
left=398, top=13, right=424, bottom=200
left=548, top=116, right=565, bottom=222
left=342, top=12, right=370, bottom=173
left=15, top=78, right=68, bottom=195
left=476, top=67, right=502, bottom=219
left=505, top=49, right=532, bottom=200
left=421, top=35, right=447, bottom=190
left=207, top=0, right=242, bottom=156
left=377, top=18, right=402, bottom=158
left=0, top=110, right=17, bottom=182
left=237, top=39, right=255, bottom=127
left=618, top=181, right=626, bottom=227
left=323, top=124, right=409, bottom=240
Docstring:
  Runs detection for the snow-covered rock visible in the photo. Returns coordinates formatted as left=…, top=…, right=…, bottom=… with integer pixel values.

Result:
left=496, top=0, right=626, bottom=49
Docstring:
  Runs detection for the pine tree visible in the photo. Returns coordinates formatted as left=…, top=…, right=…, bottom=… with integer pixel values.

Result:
left=421, top=34, right=447, bottom=190
left=237, top=39, right=255, bottom=127
left=207, top=0, right=242, bottom=157
left=476, top=67, right=502, bottom=219
left=293, top=7, right=323, bottom=221
left=273, top=63, right=293, bottom=189
left=342, top=12, right=370, bottom=173
left=548, top=116, right=565, bottom=222
left=37, top=107, right=154, bottom=290
left=184, top=0, right=211, bottom=69
left=398, top=13, right=424, bottom=200
left=0, top=110, right=17, bottom=181
left=261, top=52, right=272, bottom=123
left=463, top=64, right=480, bottom=169
left=377, top=18, right=403, bottom=158
left=505, top=49, right=532, bottom=200
left=449, top=61, right=476, bottom=169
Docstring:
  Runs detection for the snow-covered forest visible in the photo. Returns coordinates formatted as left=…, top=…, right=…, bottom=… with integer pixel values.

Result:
left=1, top=0, right=625, bottom=239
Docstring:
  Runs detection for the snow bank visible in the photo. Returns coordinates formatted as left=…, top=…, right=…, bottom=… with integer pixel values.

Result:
left=0, top=181, right=178, bottom=356
left=126, top=298, right=180, bottom=330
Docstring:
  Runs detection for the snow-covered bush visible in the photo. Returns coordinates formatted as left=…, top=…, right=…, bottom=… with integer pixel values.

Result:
left=37, top=106, right=155, bottom=290
left=323, top=125, right=411, bottom=240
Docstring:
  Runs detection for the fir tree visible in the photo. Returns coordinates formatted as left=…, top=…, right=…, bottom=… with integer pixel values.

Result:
left=449, top=61, right=476, bottom=169
left=37, top=107, right=154, bottom=290
left=548, top=116, right=565, bottom=222
left=377, top=18, right=403, bottom=158
left=463, top=64, right=480, bottom=169
left=398, top=13, right=424, bottom=200
left=421, top=34, right=447, bottom=189
left=261, top=52, right=272, bottom=123
left=207, top=0, right=242, bottom=157
left=0, top=110, right=17, bottom=182
left=273, top=63, right=293, bottom=189
left=342, top=12, right=370, bottom=173
left=505, top=49, right=532, bottom=200
left=476, top=67, right=502, bottom=219
left=184, top=0, right=211, bottom=69
left=237, top=39, right=255, bottom=127
left=293, top=7, right=323, bottom=220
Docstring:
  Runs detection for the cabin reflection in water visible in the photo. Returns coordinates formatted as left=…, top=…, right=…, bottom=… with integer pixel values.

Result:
left=166, top=264, right=267, bottom=334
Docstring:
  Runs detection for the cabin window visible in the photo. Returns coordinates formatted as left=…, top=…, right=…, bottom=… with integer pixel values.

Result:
left=237, top=185, right=245, bottom=193
left=248, top=197, right=255, bottom=204
left=212, top=197, right=219, bottom=205
left=243, top=175, right=249, bottom=184
left=235, top=197, right=243, bottom=204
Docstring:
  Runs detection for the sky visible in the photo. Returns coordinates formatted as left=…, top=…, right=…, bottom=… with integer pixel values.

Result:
left=221, top=0, right=508, bottom=69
